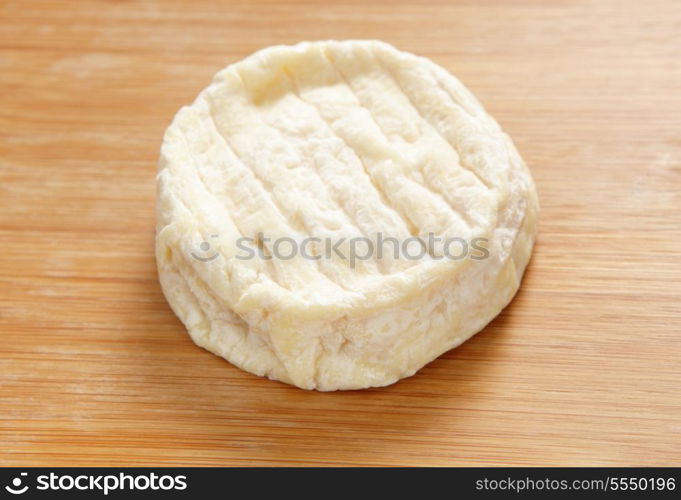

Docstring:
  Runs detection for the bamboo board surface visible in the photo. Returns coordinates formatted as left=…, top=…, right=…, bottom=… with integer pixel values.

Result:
left=1, top=0, right=680, bottom=466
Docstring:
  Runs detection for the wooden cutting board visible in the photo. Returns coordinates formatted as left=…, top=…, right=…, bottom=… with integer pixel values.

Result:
left=1, top=0, right=680, bottom=466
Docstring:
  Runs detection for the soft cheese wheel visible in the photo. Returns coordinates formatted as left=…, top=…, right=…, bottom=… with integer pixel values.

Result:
left=156, top=40, right=539, bottom=391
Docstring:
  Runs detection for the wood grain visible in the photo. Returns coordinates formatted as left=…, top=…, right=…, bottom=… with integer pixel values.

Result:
left=1, top=0, right=680, bottom=466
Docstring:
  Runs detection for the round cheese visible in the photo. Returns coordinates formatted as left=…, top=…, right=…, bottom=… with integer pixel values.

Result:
left=156, top=40, right=539, bottom=391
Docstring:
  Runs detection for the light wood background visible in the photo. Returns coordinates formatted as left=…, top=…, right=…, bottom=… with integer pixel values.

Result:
left=1, top=0, right=680, bottom=466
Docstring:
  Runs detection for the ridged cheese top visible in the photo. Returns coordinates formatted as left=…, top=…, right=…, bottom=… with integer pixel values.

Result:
left=157, top=40, right=514, bottom=319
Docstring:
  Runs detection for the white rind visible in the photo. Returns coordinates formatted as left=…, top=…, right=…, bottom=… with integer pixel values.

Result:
left=156, top=40, right=539, bottom=391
